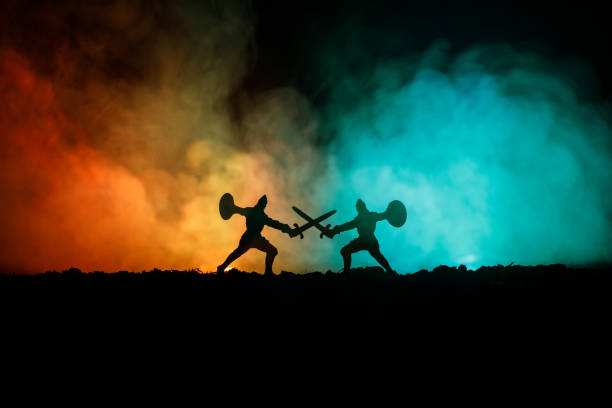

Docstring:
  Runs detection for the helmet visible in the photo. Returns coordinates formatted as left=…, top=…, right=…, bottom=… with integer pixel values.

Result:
left=356, top=198, right=366, bottom=213
left=256, top=194, right=268, bottom=209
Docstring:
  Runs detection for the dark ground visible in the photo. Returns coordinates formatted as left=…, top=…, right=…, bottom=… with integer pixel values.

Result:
left=3, top=264, right=610, bottom=325
left=2, top=264, right=610, bottom=383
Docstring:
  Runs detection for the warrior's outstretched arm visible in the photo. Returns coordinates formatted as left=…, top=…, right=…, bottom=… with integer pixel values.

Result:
left=333, top=217, right=357, bottom=234
left=265, top=215, right=292, bottom=234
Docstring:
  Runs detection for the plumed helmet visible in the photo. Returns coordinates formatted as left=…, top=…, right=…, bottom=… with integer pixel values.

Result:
left=356, top=198, right=366, bottom=213
left=256, top=194, right=268, bottom=208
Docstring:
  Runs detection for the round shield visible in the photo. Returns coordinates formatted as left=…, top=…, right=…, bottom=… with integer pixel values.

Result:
left=219, top=193, right=235, bottom=220
left=385, top=200, right=407, bottom=227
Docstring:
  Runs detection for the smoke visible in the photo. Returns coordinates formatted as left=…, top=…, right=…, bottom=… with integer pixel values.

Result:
left=0, top=0, right=324, bottom=273
left=319, top=42, right=612, bottom=271
left=1, top=1, right=611, bottom=274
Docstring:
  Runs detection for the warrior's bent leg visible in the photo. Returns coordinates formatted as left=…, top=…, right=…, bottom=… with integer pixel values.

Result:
left=264, top=246, right=278, bottom=275
left=369, top=247, right=393, bottom=274
left=252, top=237, right=278, bottom=275
left=217, top=246, right=248, bottom=274
left=340, top=244, right=354, bottom=273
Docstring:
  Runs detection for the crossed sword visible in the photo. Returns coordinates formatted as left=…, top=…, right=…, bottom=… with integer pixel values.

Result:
left=289, top=206, right=336, bottom=239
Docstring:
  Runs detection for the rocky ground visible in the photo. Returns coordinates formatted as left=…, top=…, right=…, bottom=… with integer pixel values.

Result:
left=3, top=263, right=610, bottom=319
left=3, top=264, right=610, bottom=372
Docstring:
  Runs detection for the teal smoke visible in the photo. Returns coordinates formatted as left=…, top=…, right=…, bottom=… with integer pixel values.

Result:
left=318, top=43, right=612, bottom=272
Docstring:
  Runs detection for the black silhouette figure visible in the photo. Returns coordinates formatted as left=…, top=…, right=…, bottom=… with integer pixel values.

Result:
left=217, top=195, right=292, bottom=276
left=331, top=199, right=395, bottom=274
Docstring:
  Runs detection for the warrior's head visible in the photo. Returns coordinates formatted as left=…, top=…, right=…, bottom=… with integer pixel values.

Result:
left=356, top=198, right=367, bottom=214
left=255, top=194, right=268, bottom=210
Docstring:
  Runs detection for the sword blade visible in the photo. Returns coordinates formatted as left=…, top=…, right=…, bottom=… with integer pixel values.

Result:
left=292, top=207, right=335, bottom=237
left=293, top=209, right=335, bottom=234
left=292, top=206, right=315, bottom=223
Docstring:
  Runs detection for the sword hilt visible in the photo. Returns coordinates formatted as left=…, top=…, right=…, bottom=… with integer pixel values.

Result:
left=293, top=223, right=304, bottom=239
left=320, top=224, right=333, bottom=239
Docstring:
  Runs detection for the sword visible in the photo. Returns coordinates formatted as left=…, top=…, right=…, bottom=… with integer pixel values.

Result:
left=292, top=206, right=336, bottom=239
left=289, top=209, right=336, bottom=239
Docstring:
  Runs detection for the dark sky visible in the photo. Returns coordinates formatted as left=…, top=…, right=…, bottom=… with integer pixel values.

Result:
left=245, top=0, right=612, bottom=101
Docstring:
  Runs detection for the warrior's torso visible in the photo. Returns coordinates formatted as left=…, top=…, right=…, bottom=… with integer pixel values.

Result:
left=355, top=211, right=378, bottom=240
left=244, top=207, right=266, bottom=237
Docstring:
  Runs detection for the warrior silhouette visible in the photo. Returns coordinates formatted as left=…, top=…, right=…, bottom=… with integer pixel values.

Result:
left=217, top=195, right=292, bottom=276
left=331, top=199, right=395, bottom=274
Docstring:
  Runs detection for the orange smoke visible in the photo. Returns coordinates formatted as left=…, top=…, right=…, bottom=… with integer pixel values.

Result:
left=0, top=47, right=330, bottom=274
left=0, top=1, right=334, bottom=274
left=0, top=50, right=164, bottom=272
